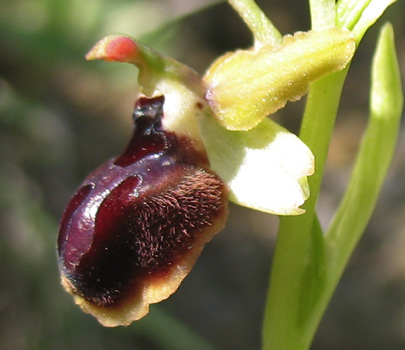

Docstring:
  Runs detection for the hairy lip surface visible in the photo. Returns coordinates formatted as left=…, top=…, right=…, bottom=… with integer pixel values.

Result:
left=57, top=95, right=228, bottom=325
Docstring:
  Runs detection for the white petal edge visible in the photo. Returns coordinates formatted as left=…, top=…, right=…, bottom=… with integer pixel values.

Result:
left=199, top=114, right=314, bottom=215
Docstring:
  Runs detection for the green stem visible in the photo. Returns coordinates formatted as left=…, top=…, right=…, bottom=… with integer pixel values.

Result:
left=228, top=0, right=282, bottom=47
left=262, top=22, right=402, bottom=350
left=309, top=0, right=336, bottom=28
left=262, top=70, right=349, bottom=350
left=262, top=2, right=344, bottom=349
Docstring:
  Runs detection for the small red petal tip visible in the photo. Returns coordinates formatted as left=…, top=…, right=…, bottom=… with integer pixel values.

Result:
left=85, top=36, right=138, bottom=62
left=105, top=36, right=138, bottom=62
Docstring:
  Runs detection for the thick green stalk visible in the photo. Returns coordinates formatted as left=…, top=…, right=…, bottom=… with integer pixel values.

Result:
left=262, top=22, right=402, bottom=350
left=262, top=70, right=349, bottom=350
left=262, top=4, right=342, bottom=350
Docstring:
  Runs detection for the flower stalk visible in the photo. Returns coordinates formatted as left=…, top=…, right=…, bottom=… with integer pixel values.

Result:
left=262, top=2, right=402, bottom=349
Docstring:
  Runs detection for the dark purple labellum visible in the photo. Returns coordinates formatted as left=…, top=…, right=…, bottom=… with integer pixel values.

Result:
left=57, top=96, right=228, bottom=325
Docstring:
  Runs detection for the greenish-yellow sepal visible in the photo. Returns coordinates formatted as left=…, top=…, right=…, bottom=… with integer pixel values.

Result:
left=204, top=27, right=355, bottom=131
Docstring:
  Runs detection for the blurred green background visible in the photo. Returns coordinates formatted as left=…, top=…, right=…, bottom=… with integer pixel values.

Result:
left=1, top=0, right=404, bottom=349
